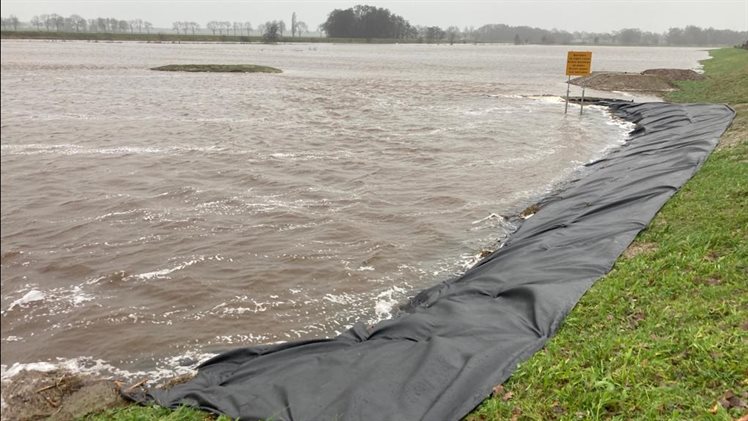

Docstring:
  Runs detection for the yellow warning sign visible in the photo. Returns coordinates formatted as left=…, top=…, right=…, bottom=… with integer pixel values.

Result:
left=566, top=51, right=592, bottom=76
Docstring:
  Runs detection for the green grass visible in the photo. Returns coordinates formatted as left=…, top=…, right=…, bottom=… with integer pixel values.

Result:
left=467, top=48, right=748, bottom=420
left=667, top=48, right=748, bottom=105
left=82, top=405, right=231, bottom=421
left=151, top=64, right=282, bottom=73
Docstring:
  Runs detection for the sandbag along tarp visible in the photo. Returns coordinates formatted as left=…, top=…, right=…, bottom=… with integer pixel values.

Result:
left=130, top=102, right=735, bottom=420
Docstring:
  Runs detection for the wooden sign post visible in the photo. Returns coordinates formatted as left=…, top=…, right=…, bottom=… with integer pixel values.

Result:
left=565, top=51, right=592, bottom=114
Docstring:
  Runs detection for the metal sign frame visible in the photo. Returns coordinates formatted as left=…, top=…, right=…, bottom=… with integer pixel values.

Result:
left=565, top=51, right=592, bottom=115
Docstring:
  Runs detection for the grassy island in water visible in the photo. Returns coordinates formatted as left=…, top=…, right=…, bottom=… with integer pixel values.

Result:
left=151, top=64, right=282, bottom=73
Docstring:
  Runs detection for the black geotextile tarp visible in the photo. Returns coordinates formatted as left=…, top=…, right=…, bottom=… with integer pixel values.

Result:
left=128, top=102, right=735, bottom=421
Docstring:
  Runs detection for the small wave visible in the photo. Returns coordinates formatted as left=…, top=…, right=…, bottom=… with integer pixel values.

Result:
left=7, top=289, right=46, bottom=310
left=0, top=250, right=25, bottom=265
left=0, top=351, right=216, bottom=385
left=371, top=286, right=408, bottom=322
left=322, top=292, right=358, bottom=305
left=0, top=143, right=222, bottom=156
left=129, top=255, right=225, bottom=281
left=3, top=284, right=94, bottom=316
left=471, top=213, right=503, bottom=225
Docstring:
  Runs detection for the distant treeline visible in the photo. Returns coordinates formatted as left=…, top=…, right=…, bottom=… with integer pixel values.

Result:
left=471, top=24, right=748, bottom=46
left=0, top=13, right=311, bottom=38
left=2, top=5, right=747, bottom=46
left=318, top=5, right=747, bottom=46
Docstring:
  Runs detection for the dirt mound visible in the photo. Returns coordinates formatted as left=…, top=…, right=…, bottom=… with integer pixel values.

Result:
left=641, top=68, right=705, bottom=82
left=570, top=72, right=676, bottom=92
left=1, top=370, right=126, bottom=420
left=570, top=68, right=706, bottom=93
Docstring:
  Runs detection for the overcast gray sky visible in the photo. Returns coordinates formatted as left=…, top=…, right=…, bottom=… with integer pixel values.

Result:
left=1, top=0, right=746, bottom=33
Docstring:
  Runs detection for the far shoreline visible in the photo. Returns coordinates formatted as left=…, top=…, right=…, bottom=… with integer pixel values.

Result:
left=1, top=30, right=739, bottom=48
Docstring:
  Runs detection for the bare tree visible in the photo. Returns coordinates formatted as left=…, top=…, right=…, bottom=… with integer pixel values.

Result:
left=207, top=21, right=218, bottom=35
left=69, top=14, right=86, bottom=32
left=118, top=20, right=128, bottom=32
left=172, top=21, right=182, bottom=34
left=48, top=14, right=64, bottom=31
left=446, top=26, right=460, bottom=45
left=0, top=15, right=19, bottom=30
left=31, top=15, right=42, bottom=30
left=262, top=21, right=280, bottom=42
left=96, top=18, right=107, bottom=32
left=278, top=20, right=286, bottom=37
left=244, top=21, right=252, bottom=35
left=40, top=14, right=50, bottom=31
left=295, top=21, right=308, bottom=37
left=291, top=12, right=297, bottom=37
left=144, top=21, right=152, bottom=34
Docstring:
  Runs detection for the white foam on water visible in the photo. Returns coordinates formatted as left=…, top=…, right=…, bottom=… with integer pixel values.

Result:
left=213, top=333, right=271, bottom=344
left=471, top=213, right=503, bottom=225
left=322, top=292, right=357, bottom=305
left=129, top=255, right=224, bottom=281
left=2, top=285, right=94, bottom=317
left=0, top=143, right=222, bottom=156
left=371, top=286, right=408, bottom=323
left=0, top=350, right=218, bottom=388
left=7, top=289, right=46, bottom=310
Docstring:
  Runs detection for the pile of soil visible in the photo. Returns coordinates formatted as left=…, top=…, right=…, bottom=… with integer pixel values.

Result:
left=570, top=68, right=704, bottom=93
left=1, top=370, right=126, bottom=420
left=570, top=72, right=675, bottom=92
left=641, top=68, right=705, bottom=82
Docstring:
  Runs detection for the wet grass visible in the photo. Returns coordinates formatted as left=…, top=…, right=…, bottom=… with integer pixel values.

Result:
left=466, top=47, right=747, bottom=420
left=151, top=64, right=282, bottom=73
left=667, top=48, right=748, bottom=106
left=82, top=405, right=231, bottom=421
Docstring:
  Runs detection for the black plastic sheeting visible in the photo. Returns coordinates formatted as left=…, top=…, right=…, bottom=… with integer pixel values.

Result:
left=128, top=102, right=734, bottom=421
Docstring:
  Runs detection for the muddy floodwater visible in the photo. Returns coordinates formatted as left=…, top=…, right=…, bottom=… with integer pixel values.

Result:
left=0, top=41, right=707, bottom=379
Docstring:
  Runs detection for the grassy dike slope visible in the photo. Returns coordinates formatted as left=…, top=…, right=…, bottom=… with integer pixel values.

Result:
left=85, top=49, right=746, bottom=421
left=467, top=48, right=747, bottom=421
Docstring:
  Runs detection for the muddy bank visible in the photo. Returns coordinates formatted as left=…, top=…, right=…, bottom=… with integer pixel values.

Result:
left=570, top=68, right=704, bottom=92
left=1, top=370, right=126, bottom=420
